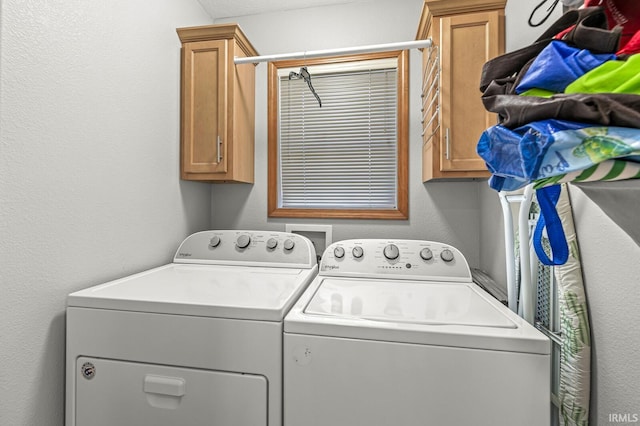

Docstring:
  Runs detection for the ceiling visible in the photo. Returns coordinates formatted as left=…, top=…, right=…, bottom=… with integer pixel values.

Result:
left=196, top=0, right=377, bottom=19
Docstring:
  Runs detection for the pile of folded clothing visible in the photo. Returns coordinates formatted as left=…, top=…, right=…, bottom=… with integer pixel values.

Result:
left=476, top=3, right=640, bottom=192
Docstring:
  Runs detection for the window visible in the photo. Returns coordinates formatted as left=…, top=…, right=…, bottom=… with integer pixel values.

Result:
left=267, top=51, right=409, bottom=219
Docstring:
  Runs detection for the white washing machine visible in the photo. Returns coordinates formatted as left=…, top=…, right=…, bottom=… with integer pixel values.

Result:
left=284, top=239, right=551, bottom=426
left=65, top=230, right=317, bottom=426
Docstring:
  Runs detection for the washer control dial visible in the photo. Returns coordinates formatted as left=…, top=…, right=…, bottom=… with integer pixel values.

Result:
left=383, top=244, right=399, bottom=260
left=420, top=248, right=433, bottom=261
left=440, top=249, right=454, bottom=262
left=352, top=246, right=364, bottom=259
left=284, top=239, right=295, bottom=251
left=334, top=246, right=345, bottom=259
left=236, top=234, right=251, bottom=249
left=209, top=235, right=221, bottom=248
left=266, top=238, right=278, bottom=250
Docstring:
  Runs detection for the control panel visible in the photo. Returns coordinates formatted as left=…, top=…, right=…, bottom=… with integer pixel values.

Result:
left=174, top=230, right=317, bottom=268
left=319, top=239, right=471, bottom=282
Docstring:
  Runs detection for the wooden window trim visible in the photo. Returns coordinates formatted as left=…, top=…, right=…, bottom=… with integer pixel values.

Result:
left=267, top=50, right=409, bottom=220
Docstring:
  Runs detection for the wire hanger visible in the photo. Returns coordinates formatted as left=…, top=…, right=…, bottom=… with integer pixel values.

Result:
left=289, top=67, right=322, bottom=107
left=528, top=0, right=560, bottom=27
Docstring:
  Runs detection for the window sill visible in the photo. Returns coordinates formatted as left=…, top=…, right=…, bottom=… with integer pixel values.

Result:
left=268, top=207, right=408, bottom=220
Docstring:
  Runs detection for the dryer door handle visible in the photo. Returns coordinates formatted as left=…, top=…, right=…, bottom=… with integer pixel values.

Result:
left=143, top=374, right=186, bottom=397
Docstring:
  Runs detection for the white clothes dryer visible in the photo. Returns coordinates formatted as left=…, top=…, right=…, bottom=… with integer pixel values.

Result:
left=66, top=230, right=317, bottom=426
left=284, top=239, right=551, bottom=426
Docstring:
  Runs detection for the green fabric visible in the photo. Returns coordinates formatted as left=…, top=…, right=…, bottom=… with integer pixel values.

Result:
left=565, top=54, right=640, bottom=95
left=602, top=160, right=628, bottom=180
left=533, top=160, right=640, bottom=188
left=520, top=88, right=557, bottom=98
left=574, top=164, right=600, bottom=181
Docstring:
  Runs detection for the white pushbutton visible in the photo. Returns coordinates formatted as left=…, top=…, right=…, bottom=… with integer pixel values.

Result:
left=284, top=239, right=295, bottom=251
left=383, top=244, right=399, bottom=260
left=236, top=234, right=251, bottom=249
left=334, top=246, right=345, bottom=259
left=266, top=238, right=278, bottom=250
left=352, top=246, right=364, bottom=259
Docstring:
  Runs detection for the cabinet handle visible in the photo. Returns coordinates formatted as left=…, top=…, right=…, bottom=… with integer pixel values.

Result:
left=217, top=136, right=223, bottom=163
left=445, top=128, right=450, bottom=160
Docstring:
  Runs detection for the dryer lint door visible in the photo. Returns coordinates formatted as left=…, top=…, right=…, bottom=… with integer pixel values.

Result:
left=74, top=357, right=267, bottom=426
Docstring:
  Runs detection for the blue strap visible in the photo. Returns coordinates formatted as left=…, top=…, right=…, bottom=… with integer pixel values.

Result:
left=533, top=185, right=569, bottom=266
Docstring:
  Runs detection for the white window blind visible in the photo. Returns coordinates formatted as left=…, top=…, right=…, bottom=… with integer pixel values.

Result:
left=278, top=59, right=398, bottom=209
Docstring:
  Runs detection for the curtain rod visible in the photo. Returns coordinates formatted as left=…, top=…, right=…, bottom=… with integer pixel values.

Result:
left=234, top=39, right=433, bottom=65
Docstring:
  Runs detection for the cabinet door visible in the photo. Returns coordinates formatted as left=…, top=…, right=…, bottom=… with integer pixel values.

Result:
left=181, top=39, right=228, bottom=175
left=439, top=11, right=500, bottom=173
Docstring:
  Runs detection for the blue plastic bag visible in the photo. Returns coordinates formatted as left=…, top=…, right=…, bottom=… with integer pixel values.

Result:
left=477, top=119, right=640, bottom=191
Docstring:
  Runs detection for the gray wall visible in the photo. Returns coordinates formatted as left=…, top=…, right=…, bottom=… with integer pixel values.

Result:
left=568, top=186, right=640, bottom=424
left=212, top=0, right=483, bottom=266
left=0, top=1, right=213, bottom=425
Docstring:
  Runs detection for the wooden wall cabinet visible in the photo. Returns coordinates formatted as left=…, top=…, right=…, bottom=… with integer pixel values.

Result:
left=417, top=0, right=505, bottom=181
left=177, top=24, right=258, bottom=183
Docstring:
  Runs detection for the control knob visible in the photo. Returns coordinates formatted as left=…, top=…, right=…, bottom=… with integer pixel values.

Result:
left=334, top=246, right=345, bottom=259
left=209, top=235, right=221, bottom=248
left=266, top=238, right=278, bottom=250
left=352, top=246, right=364, bottom=259
left=284, top=239, right=295, bottom=251
left=236, top=234, right=251, bottom=249
left=383, top=244, right=399, bottom=260
left=420, top=248, right=433, bottom=261
left=440, top=249, right=454, bottom=262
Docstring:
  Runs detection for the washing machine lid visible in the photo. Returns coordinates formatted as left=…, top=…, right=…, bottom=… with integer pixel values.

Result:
left=68, top=263, right=317, bottom=321
left=286, top=277, right=550, bottom=354
left=305, top=278, right=516, bottom=328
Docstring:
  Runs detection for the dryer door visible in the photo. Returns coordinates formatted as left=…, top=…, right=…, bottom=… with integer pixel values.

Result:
left=75, top=357, right=267, bottom=426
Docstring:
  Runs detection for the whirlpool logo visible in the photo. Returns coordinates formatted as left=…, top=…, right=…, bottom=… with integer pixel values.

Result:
left=322, top=265, right=340, bottom=271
